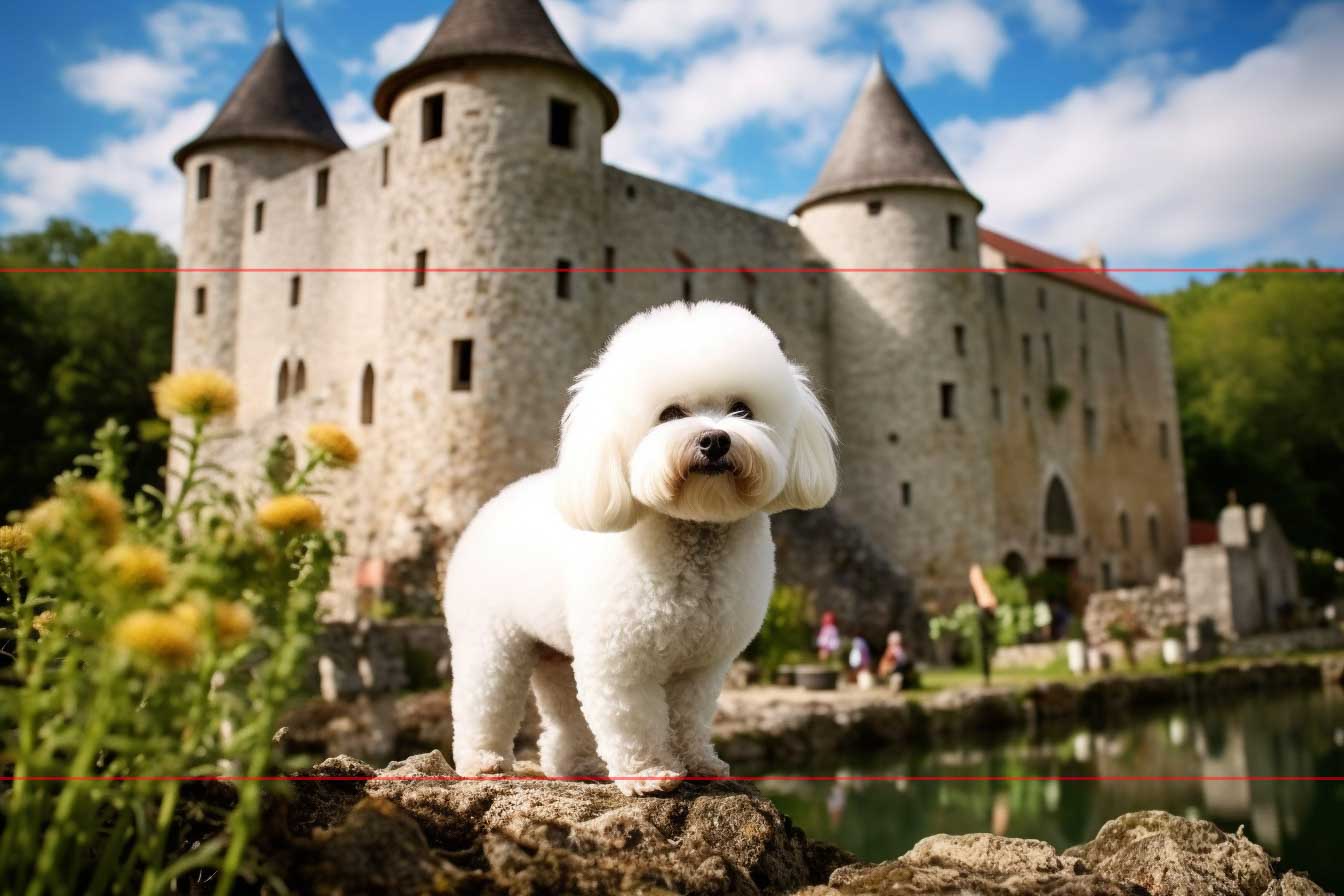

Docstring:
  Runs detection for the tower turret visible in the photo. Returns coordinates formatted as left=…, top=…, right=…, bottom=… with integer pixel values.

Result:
left=366, top=0, right=620, bottom=560
left=172, top=24, right=345, bottom=377
left=796, top=56, right=994, bottom=607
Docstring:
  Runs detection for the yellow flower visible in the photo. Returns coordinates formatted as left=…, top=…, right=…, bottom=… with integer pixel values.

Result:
left=79, top=482, right=125, bottom=545
left=306, top=423, right=360, bottom=466
left=256, top=495, right=323, bottom=533
left=26, top=483, right=124, bottom=546
left=151, top=369, right=238, bottom=420
left=213, top=601, right=255, bottom=646
left=33, top=610, right=55, bottom=637
left=113, top=609, right=199, bottom=667
left=103, top=544, right=170, bottom=589
left=0, top=524, right=32, bottom=553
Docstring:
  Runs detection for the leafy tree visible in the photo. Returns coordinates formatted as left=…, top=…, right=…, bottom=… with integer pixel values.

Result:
left=1155, top=262, right=1344, bottom=557
left=0, top=220, right=176, bottom=513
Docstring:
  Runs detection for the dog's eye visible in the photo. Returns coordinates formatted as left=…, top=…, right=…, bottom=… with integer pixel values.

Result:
left=729, top=401, right=753, bottom=420
left=659, top=405, right=687, bottom=423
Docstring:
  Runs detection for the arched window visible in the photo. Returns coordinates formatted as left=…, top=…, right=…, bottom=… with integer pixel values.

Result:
left=1044, top=476, right=1076, bottom=536
left=294, top=360, right=307, bottom=395
left=360, top=364, right=375, bottom=425
left=1118, top=511, right=1131, bottom=548
left=276, top=360, right=290, bottom=404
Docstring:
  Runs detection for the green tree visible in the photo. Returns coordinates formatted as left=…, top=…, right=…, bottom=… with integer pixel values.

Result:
left=1155, top=262, right=1344, bottom=557
left=0, top=220, right=176, bottom=513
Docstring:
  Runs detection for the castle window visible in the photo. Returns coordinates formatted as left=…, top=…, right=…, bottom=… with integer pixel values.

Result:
left=253, top=201, right=265, bottom=233
left=604, top=246, right=615, bottom=284
left=1148, top=514, right=1160, bottom=550
left=991, top=386, right=1002, bottom=421
left=197, top=163, right=212, bottom=200
left=1079, top=298, right=1087, bottom=322
left=414, top=249, right=428, bottom=288
left=1083, top=405, right=1097, bottom=450
left=901, top=481, right=912, bottom=507
left=277, top=361, right=290, bottom=404
left=1119, top=511, right=1131, bottom=549
left=1038, top=287, right=1047, bottom=310
left=1021, top=334, right=1031, bottom=367
left=867, top=200, right=882, bottom=216
left=555, top=258, right=572, bottom=299
left=940, top=382, right=956, bottom=419
left=422, top=93, right=445, bottom=142
left=947, top=213, right=962, bottom=250
left=194, top=286, right=206, bottom=316
left=1159, top=421, right=1170, bottom=459
left=451, top=339, right=473, bottom=392
left=991, top=274, right=1006, bottom=312
left=315, top=168, right=329, bottom=208
left=549, top=98, right=576, bottom=148
left=740, top=269, right=758, bottom=312
left=1080, top=343, right=1089, bottom=374
left=953, top=324, right=966, bottom=356
left=626, top=184, right=637, bottom=200
left=290, top=275, right=301, bottom=307
left=1100, top=561, right=1114, bottom=589
left=381, top=146, right=390, bottom=187
left=294, top=360, right=307, bottom=395
left=1044, top=333, right=1055, bottom=382
left=1115, top=311, right=1127, bottom=364
left=1045, top=476, right=1077, bottom=535
left=360, top=364, right=375, bottom=425
left=675, top=250, right=693, bottom=301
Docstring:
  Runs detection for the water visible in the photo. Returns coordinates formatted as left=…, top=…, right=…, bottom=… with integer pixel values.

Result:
left=758, top=687, right=1344, bottom=892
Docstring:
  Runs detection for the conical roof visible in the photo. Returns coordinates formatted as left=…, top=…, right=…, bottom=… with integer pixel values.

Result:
left=372, top=0, right=618, bottom=129
left=173, top=32, right=346, bottom=169
left=795, top=57, right=973, bottom=213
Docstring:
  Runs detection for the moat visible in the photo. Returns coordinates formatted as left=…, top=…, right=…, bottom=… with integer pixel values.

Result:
left=760, top=686, right=1344, bottom=893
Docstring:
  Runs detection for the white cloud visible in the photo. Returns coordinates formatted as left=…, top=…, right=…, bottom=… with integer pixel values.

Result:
left=146, top=2, right=248, bottom=59
left=937, top=2, right=1344, bottom=260
left=372, top=16, right=437, bottom=74
left=1023, top=0, right=1086, bottom=43
left=330, top=91, right=390, bottom=149
left=884, top=0, right=1008, bottom=88
left=61, top=53, right=192, bottom=121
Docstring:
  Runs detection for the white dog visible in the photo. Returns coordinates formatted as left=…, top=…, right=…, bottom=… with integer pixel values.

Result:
left=443, top=301, right=837, bottom=795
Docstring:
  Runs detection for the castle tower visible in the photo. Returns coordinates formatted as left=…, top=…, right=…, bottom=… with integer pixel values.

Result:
left=172, top=21, right=345, bottom=377
left=795, top=57, right=995, bottom=608
left=369, top=0, right=620, bottom=560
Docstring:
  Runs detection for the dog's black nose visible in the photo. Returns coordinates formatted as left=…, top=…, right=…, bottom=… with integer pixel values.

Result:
left=698, top=430, right=731, bottom=460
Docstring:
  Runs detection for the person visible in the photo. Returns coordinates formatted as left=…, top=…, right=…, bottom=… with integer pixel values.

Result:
left=816, top=610, right=841, bottom=660
left=877, top=630, right=916, bottom=690
left=848, top=632, right=873, bottom=687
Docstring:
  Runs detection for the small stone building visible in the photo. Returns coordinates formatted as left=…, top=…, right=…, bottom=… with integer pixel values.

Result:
left=169, top=0, right=1188, bottom=619
left=1184, top=501, right=1301, bottom=639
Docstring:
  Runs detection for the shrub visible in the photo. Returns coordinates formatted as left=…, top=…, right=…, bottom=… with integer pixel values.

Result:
left=744, top=584, right=814, bottom=679
left=1046, top=384, right=1072, bottom=417
left=0, top=371, right=354, bottom=895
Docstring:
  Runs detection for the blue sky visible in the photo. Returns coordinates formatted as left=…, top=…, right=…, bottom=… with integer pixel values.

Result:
left=1, top=0, right=1341, bottom=293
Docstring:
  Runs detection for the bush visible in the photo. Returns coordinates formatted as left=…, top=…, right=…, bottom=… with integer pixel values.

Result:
left=0, top=370, right=356, bottom=894
left=744, top=584, right=814, bottom=679
left=1296, top=548, right=1343, bottom=605
left=1046, top=383, right=1072, bottom=417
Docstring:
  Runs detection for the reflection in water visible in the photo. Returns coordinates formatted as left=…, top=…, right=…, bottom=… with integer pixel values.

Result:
left=759, top=688, right=1344, bottom=893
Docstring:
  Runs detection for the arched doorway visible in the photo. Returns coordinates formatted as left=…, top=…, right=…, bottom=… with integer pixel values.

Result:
left=1042, top=475, right=1081, bottom=624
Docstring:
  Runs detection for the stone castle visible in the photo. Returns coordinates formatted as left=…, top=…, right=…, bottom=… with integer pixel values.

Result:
left=170, top=0, right=1187, bottom=617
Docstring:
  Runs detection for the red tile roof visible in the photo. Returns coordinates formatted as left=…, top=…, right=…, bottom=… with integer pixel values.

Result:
left=1188, top=520, right=1219, bottom=546
left=979, top=227, right=1163, bottom=316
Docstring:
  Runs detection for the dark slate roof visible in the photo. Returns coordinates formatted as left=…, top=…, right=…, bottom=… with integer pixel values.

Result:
left=795, top=57, right=971, bottom=213
left=372, top=0, right=618, bottom=128
left=173, top=34, right=346, bottom=169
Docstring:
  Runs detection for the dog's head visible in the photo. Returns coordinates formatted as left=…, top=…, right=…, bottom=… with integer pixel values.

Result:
left=555, top=301, right=837, bottom=531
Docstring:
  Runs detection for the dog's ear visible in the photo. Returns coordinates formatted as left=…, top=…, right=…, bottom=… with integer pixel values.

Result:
left=765, top=364, right=838, bottom=513
left=555, top=368, right=640, bottom=532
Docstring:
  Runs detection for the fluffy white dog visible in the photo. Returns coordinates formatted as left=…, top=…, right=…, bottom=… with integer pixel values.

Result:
left=443, top=301, right=837, bottom=795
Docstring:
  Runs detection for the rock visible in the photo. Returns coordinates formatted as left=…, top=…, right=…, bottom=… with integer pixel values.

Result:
left=1267, top=872, right=1331, bottom=896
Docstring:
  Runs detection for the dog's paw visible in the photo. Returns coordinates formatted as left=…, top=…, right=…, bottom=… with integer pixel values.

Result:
left=455, top=750, right=514, bottom=777
left=683, top=754, right=731, bottom=778
left=613, top=766, right=686, bottom=796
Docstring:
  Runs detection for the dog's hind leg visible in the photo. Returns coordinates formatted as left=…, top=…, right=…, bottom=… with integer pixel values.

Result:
left=450, top=629, right=536, bottom=776
left=532, top=656, right=606, bottom=779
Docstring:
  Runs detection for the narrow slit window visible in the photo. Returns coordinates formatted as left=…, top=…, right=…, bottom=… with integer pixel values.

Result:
left=422, top=93, right=445, bottom=142
left=901, top=481, right=912, bottom=507
left=953, top=324, right=966, bottom=357
left=1021, top=334, right=1031, bottom=367
left=194, top=286, right=206, bottom=316
left=1115, top=311, right=1127, bottom=363
left=1038, top=287, right=1047, bottom=310
left=381, top=145, right=390, bottom=186
left=360, top=364, right=375, bottom=425
left=603, top=246, right=615, bottom=284
left=294, top=360, right=306, bottom=395
left=197, top=163, right=212, bottom=200
left=1044, top=333, right=1055, bottom=382
left=414, top=249, right=428, bottom=288
left=940, top=382, right=957, bottom=419
left=1080, top=343, right=1089, bottom=374
left=276, top=361, right=290, bottom=404
left=1148, top=515, right=1160, bottom=550
left=253, top=200, right=265, bottom=233
left=555, top=258, right=572, bottom=299
left=1159, top=422, right=1170, bottom=459
left=549, top=98, right=576, bottom=148
left=451, top=339, right=473, bottom=391
left=991, top=387, right=1002, bottom=421
left=1084, top=405, right=1097, bottom=450
left=289, top=275, right=301, bottom=307
left=1119, top=511, right=1131, bottom=548
left=947, top=213, right=962, bottom=250
left=315, top=168, right=329, bottom=208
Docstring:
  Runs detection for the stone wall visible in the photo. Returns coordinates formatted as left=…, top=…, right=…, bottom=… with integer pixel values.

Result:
left=1184, top=543, right=1262, bottom=640
left=1083, top=576, right=1187, bottom=645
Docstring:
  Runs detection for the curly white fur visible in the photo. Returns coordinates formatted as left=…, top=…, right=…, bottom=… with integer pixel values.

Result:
left=443, top=301, right=837, bottom=795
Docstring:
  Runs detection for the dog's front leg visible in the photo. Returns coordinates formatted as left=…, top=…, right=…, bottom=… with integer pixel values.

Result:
left=573, top=658, right=686, bottom=795
left=668, top=661, right=732, bottom=778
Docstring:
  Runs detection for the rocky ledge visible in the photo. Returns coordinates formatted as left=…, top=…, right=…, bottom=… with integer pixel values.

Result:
left=266, top=751, right=1332, bottom=895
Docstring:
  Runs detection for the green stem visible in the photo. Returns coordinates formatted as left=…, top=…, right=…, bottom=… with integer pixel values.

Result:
left=164, top=418, right=205, bottom=538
